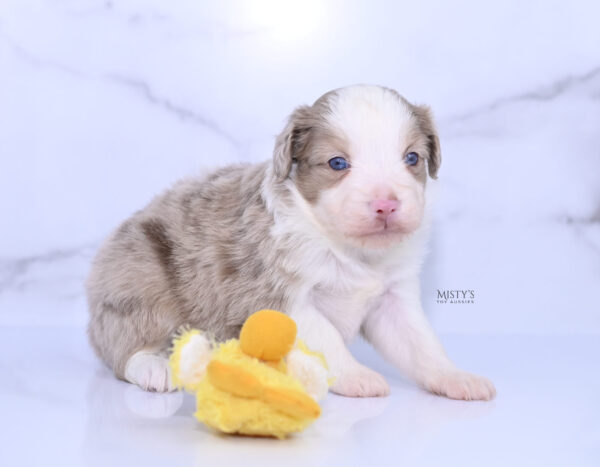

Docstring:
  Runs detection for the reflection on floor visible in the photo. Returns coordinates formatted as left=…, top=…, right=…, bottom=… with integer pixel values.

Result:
left=1, top=327, right=598, bottom=466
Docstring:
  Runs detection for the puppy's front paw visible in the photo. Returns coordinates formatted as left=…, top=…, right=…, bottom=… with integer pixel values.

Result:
left=424, top=370, right=496, bottom=401
left=124, top=352, right=175, bottom=393
left=331, top=366, right=390, bottom=398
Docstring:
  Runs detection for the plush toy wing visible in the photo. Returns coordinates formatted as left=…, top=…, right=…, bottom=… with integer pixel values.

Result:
left=169, top=329, right=213, bottom=392
left=286, top=341, right=330, bottom=401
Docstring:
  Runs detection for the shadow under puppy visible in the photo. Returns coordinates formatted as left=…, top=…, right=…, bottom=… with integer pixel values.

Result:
left=87, top=85, right=496, bottom=400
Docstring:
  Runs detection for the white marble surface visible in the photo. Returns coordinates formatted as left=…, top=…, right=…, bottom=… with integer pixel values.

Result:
left=1, top=328, right=599, bottom=467
left=0, top=1, right=599, bottom=465
left=1, top=0, right=599, bottom=333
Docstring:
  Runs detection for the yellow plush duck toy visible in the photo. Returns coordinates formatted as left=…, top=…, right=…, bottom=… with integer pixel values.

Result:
left=169, top=309, right=330, bottom=439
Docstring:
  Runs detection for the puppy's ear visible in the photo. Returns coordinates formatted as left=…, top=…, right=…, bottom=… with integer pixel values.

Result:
left=273, top=105, right=313, bottom=181
left=412, top=105, right=441, bottom=179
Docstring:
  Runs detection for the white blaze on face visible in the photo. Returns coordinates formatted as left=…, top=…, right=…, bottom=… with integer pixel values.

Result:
left=311, top=86, right=428, bottom=248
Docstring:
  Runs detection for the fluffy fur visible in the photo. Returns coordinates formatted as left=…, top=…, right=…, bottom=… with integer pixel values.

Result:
left=87, top=85, right=496, bottom=400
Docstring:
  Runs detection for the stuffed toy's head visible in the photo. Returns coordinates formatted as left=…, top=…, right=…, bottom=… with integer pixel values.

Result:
left=169, top=309, right=330, bottom=439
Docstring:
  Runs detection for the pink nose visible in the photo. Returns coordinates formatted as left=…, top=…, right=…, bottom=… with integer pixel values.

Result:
left=371, top=199, right=399, bottom=220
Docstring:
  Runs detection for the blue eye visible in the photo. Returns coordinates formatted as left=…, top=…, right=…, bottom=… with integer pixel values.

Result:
left=328, top=156, right=350, bottom=171
left=404, top=152, right=419, bottom=166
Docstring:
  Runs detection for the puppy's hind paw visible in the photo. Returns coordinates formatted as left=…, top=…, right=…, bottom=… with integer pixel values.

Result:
left=124, top=351, right=175, bottom=393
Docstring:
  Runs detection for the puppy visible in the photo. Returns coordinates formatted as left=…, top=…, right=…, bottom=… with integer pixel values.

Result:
left=87, top=85, right=496, bottom=400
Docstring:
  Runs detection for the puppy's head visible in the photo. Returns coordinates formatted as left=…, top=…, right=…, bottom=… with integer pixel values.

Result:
left=273, top=85, right=440, bottom=249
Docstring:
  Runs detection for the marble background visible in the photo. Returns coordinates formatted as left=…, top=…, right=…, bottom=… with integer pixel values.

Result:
left=1, top=0, right=599, bottom=335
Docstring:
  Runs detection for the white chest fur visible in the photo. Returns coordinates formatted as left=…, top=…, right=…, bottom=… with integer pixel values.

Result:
left=301, top=244, right=388, bottom=342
